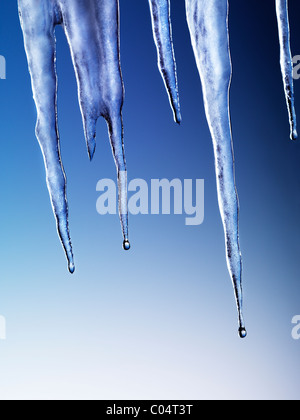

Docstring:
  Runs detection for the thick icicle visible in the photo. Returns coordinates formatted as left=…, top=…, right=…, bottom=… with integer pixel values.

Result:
left=186, top=0, right=246, bottom=338
left=148, top=0, right=181, bottom=124
left=59, top=0, right=130, bottom=250
left=275, top=0, right=297, bottom=140
left=18, top=0, right=130, bottom=272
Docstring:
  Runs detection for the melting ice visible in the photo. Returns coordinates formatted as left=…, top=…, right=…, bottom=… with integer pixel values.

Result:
left=18, top=0, right=297, bottom=337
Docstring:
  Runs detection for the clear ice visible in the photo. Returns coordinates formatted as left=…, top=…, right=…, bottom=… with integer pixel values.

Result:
left=17, top=0, right=298, bottom=337
left=276, top=0, right=297, bottom=140
left=18, top=0, right=130, bottom=273
left=185, top=0, right=246, bottom=338
left=148, top=0, right=181, bottom=124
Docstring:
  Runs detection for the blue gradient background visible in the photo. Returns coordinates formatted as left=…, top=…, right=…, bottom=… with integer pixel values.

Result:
left=0, top=0, right=300, bottom=400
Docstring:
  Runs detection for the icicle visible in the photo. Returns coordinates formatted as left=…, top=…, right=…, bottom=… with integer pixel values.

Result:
left=148, top=0, right=181, bottom=124
left=185, top=0, right=246, bottom=338
left=18, top=0, right=130, bottom=272
left=275, top=0, right=297, bottom=140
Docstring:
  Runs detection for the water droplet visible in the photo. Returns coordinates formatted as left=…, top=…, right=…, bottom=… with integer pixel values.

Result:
left=123, top=240, right=131, bottom=251
left=239, top=327, right=247, bottom=339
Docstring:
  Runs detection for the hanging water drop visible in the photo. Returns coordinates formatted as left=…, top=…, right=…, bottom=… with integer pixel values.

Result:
left=123, top=240, right=131, bottom=251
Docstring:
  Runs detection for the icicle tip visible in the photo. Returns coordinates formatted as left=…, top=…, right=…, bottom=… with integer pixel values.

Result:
left=239, top=327, right=247, bottom=339
left=68, top=261, right=75, bottom=274
left=123, top=240, right=131, bottom=251
left=291, top=128, right=298, bottom=141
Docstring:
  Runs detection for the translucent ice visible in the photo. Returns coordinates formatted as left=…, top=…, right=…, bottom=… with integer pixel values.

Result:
left=18, top=0, right=130, bottom=272
left=185, top=0, right=246, bottom=337
left=148, top=0, right=181, bottom=123
left=276, top=0, right=297, bottom=140
left=17, top=0, right=299, bottom=338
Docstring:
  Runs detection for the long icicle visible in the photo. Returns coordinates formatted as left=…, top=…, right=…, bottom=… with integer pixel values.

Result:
left=18, top=0, right=75, bottom=273
left=186, top=0, right=246, bottom=338
left=18, top=0, right=130, bottom=272
left=59, top=0, right=130, bottom=251
left=275, top=0, right=297, bottom=140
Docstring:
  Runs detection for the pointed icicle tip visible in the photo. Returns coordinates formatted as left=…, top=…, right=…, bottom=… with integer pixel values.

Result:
left=174, top=111, right=182, bottom=125
left=291, top=129, right=298, bottom=141
left=87, top=139, right=96, bottom=161
left=68, top=261, right=75, bottom=274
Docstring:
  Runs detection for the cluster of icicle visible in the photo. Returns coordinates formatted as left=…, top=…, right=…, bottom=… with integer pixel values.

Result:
left=17, top=0, right=297, bottom=338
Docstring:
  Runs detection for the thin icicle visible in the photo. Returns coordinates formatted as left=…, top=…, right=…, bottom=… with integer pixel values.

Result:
left=18, top=0, right=75, bottom=273
left=276, top=0, right=297, bottom=140
left=18, top=0, right=130, bottom=272
left=186, top=0, right=246, bottom=338
left=148, top=0, right=181, bottom=123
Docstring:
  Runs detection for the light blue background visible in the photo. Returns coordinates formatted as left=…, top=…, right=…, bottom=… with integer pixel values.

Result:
left=0, top=0, right=300, bottom=400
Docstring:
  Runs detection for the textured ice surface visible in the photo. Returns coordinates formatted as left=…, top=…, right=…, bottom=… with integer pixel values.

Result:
left=18, top=0, right=130, bottom=273
left=148, top=0, right=181, bottom=123
left=185, top=0, right=246, bottom=337
left=18, top=0, right=298, bottom=337
left=276, top=0, right=297, bottom=140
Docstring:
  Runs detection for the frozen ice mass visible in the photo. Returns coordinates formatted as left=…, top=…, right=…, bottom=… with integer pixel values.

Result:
left=18, top=0, right=297, bottom=337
